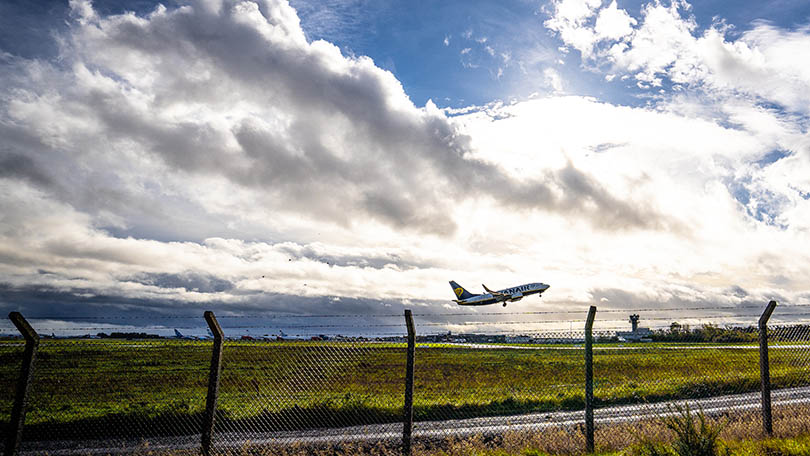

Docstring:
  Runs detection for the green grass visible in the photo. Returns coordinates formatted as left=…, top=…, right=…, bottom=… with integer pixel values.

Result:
left=0, top=339, right=809, bottom=441
left=727, top=435, right=810, bottom=456
left=477, top=436, right=810, bottom=456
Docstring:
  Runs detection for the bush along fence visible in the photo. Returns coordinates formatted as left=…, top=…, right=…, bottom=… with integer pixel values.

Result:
left=1, top=300, right=809, bottom=455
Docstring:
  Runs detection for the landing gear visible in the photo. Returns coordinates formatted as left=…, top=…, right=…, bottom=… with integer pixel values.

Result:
left=502, top=302, right=507, bottom=307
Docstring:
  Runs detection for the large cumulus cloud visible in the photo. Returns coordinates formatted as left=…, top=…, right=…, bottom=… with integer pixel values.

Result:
left=0, top=0, right=671, bottom=242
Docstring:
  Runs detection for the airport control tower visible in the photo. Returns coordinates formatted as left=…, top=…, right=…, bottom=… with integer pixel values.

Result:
left=618, top=314, right=650, bottom=342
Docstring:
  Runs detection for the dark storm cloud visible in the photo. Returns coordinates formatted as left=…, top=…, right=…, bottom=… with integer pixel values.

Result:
left=727, top=285, right=749, bottom=299
left=0, top=283, right=186, bottom=320
left=0, top=283, right=423, bottom=337
left=127, top=272, right=234, bottom=293
left=0, top=152, right=54, bottom=189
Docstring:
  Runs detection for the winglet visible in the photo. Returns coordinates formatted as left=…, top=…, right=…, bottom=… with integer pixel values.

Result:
left=482, top=284, right=500, bottom=295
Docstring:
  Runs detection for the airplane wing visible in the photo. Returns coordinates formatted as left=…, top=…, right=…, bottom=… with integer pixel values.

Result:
left=482, top=284, right=507, bottom=297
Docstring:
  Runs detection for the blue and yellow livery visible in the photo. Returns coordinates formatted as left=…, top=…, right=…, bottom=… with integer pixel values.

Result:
left=449, top=281, right=550, bottom=307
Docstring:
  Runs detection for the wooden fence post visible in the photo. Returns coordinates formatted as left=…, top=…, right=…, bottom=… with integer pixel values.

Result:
left=585, top=306, right=597, bottom=454
left=4, top=312, right=39, bottom=456
left=403, top=309, right=416, bottom=456
left=759, top=300, right=777, bottom=436
left=202, top=311, right=225, bottom=456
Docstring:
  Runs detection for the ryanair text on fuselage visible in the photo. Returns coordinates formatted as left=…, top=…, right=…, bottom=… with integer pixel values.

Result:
left=449, top=281, right=550, bottom=307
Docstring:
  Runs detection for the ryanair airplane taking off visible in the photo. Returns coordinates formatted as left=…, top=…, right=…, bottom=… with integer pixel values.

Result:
left=450, top=281, right=550, bottom=307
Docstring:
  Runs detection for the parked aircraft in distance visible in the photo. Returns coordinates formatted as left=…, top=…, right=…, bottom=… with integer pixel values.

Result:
left=449, top=281, right=550, bottom=307
left=174, top=329, right=199, bottom=340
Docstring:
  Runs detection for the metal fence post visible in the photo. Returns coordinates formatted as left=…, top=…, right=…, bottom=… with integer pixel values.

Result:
left=759, top=300, right=777, bottom=436
left=584, top=305, right=597, bottom=454
left=403, top=309, right=416, bottom=456
left=5, top=312, right=39, bottom=456
left=202, top=311, right=224, bottom=456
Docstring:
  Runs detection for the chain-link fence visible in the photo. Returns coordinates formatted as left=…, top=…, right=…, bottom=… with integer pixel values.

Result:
left=19, top=339, right=209, bottom=454
left=212, top=339, right=408, bottom=453
left=409, top=330, right=588, bottom=453
left=0, top=340, right=24, bottom=446
left=768, top=324, right=810, bottom=436
left=2, top=304, right=810, bottom=455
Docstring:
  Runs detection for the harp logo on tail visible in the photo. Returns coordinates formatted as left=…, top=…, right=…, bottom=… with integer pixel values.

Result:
left=454, top=287, right=464, bottom=298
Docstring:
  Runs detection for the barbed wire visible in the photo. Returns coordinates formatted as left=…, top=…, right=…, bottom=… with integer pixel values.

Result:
left=14, top=313, right=810, bottom=332
left=14, top=302, right=809, bottom=321
left=4, top=323, right=809, bottom=337
left=15, top=306, right=810, bottom=321
left=18, top=313, right=407, bottom=320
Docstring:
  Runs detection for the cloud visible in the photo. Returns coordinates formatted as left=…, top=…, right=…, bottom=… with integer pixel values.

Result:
left=546, top=0, right=810, bottom=116
left=543, top=0, right=810, bottom=237
left=594, top=1, right=636, bottom=41
left=0, top=283, right=422, bottom=337
left=1, top=0, right=809, bottom=326
left=0, top=0, right=667, bottom=245
left=543, top=0, right=602, bottom=58
left=128, top=272, right=235, bottom=293
left=0, top=152, right=55, bottom=189
left=543, top=68, right=565, bottom=93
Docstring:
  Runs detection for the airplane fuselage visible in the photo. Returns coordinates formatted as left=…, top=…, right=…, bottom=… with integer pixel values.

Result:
left=455, top=282, right=550, bottom=306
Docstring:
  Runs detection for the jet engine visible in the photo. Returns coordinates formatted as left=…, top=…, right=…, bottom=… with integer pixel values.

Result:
left=510, top=292, right=523, bottom=302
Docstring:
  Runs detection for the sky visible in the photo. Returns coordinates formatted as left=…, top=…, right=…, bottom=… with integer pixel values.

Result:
left=1, top=0, right=810, bottom=335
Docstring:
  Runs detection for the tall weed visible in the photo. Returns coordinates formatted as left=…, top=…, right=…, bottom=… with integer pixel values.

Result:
left=663, top=404, right=727, bottom=456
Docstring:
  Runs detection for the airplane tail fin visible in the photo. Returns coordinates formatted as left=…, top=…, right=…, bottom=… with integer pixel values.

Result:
left=174, top=329, right=183, bottom=338
left=449, top=281, right=477, bottom=300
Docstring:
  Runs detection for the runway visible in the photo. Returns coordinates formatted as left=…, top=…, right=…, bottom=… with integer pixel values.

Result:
left=441, top=343, right=809, bottom=350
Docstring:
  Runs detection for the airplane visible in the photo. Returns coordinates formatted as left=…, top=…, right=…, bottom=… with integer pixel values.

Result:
left=274, top=330, right=298, bottom=341
left=174, top=329, right=199, bottom=340
left=449, top=281, right=550, bottom=307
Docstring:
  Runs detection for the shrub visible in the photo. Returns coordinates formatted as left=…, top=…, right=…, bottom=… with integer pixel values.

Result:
left=663, top=404, right=727, bottom=456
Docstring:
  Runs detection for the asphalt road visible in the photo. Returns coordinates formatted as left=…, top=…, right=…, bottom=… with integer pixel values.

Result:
left=19, top=386, right=810, bottom=455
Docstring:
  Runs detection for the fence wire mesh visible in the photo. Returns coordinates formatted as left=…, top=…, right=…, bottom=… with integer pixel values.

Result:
left=18, top=339, right=209, bottom=453
left=409, top=329, right=587, bottom=453
left=589, top=327, right=765, bottom=450
left=768, top=324, right=810, bottom=435
left=212, top=338, right=408, bottom=454
left=0, top=340, right=24, bottom=445
left=2, top=307, right=810, bottom=455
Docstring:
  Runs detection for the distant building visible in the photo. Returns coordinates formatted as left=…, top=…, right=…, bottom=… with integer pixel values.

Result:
left=617, top=314, right=652, bottom=342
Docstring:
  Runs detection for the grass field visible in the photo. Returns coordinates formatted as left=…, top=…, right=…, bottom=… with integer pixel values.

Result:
left=0, top=339, right=808, bottom=441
